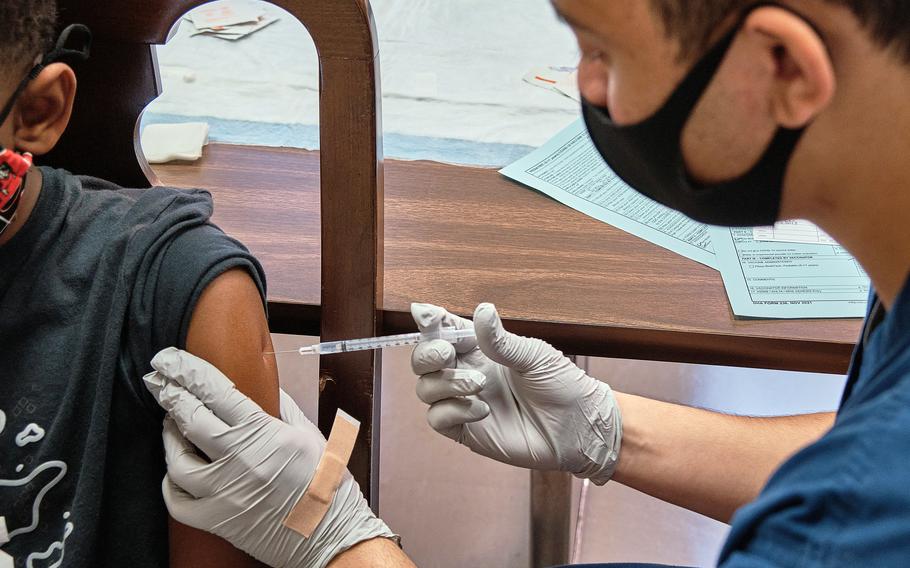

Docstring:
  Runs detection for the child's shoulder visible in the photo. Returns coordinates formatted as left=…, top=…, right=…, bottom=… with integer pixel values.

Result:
left=32, top=167, right=262, bottom=365
left=43, top=166, right=215, bottom=235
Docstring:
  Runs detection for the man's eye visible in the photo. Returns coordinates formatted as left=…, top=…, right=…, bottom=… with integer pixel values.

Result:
left=582, top=48, right=607, bottom=64
left=577, top=36, right=609, bottom=63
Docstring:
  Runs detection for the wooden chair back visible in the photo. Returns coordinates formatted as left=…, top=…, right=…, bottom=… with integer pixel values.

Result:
left=47, top=0, right=385, bottom=504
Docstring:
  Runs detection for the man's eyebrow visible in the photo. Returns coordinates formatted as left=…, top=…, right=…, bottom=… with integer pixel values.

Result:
left=551, top=3, right=601, bottom=35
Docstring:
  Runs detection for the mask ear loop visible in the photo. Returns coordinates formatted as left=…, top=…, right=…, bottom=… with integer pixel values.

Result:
left=0, top=24, right=93, bottom=127
left=589, top=2, right=828, bottom=130
left=41, top=23, right=93, bottom=68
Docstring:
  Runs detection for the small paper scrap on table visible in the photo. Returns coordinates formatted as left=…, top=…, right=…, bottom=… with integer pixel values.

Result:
left=522, top=66, right=580, bottom=102
left=141, top=122, right=210, bottom=164
left=186, top=0, right=279, bottom=41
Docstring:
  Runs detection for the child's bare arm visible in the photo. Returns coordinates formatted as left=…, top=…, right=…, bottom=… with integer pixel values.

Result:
left=170, top=267, right=279, bottom=568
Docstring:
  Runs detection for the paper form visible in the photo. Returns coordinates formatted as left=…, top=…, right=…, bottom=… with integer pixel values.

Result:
left=500, top=119, right=717, bottom=269
left=753, top=220, right=837, bottom=246
left=188, top=16, right=279, bottom=40
left=711, top=226, right=869, bottom=319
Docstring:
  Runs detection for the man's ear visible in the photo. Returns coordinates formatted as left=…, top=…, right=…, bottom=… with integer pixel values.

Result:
left=13, top=63, right=77, bottom=155
left=744, top=6, right=835, bottom=129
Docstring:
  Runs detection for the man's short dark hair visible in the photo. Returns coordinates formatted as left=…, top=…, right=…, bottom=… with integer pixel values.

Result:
left=651, top=1, right=910, bottom=63
left=0, top=0, right=59, bottom=69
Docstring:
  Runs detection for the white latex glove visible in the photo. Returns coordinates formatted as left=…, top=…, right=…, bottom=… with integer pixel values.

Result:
left=143, top=348, right=396, bottom=568
left=411, top=303, right=622, bottom=484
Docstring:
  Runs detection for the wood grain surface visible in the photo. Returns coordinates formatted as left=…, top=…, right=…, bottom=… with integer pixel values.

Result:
left=155, top=144, right=863, bottom=374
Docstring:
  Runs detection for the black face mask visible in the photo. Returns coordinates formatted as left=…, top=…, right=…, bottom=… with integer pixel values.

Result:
left=582, top=5, right=819, bottom=227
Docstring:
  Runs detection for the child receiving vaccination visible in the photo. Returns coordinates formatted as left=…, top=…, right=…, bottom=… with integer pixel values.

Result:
left=0, top=2, right=282, bottom=565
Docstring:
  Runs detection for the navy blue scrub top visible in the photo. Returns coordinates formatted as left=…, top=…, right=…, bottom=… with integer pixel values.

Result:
left=719, top=281, right=910, bottom=566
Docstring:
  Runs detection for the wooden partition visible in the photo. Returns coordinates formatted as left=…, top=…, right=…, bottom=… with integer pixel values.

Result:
left=48, top=0, right=385, bottom=504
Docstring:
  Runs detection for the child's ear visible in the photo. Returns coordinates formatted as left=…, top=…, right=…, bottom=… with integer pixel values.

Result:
left=14, top=63, right=77, bottom=156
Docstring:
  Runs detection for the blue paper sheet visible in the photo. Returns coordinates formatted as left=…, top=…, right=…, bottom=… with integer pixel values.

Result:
left=142, top=112, right=535, bottom=168
left=500, top=119, right=717, bottom=269
left=710, top=226, right=870, bottom=319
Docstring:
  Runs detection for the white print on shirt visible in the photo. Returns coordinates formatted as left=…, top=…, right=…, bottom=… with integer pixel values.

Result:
left=0, top=461, right=68, bottom=540
left=15, top=425, right=45, bottom=448
left=1, top=407, right=73, bottom=567
left=25, top=513, right=72, bottom=568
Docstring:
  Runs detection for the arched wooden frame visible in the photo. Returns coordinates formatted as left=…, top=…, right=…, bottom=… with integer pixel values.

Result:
left=48, top=0, right=385, bottom=505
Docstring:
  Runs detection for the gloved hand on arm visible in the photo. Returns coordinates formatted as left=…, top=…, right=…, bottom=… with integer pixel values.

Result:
left=410, top=303, right=623, bottom=484
left=144, top=348, right=397, bottom=568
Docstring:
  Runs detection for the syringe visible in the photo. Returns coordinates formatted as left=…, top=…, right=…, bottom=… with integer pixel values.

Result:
left=268, top=328, right=476, bottom=356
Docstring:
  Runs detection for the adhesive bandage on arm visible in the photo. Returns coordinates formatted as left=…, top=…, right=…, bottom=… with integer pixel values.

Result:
left=284, top=410, right=361, bottom=538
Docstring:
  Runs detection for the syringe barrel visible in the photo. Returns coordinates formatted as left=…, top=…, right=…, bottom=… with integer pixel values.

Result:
left=305, top=328, right=477, bottom=356
left=420, top=328, right=476, bottom=343
left=341, top=332, right=420, bottom=351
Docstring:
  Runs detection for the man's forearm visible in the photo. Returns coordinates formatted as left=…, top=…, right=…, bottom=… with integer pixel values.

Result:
left=612, top=392, right=835, bottom=523
left=328, top=538, right=416, bottom=568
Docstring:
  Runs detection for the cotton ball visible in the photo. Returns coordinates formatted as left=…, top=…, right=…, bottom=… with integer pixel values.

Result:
left=183, top=71, right=197, bottom=83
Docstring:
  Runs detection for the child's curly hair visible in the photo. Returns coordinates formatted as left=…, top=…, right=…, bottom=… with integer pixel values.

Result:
left=1, top=1, right=59, bottom=71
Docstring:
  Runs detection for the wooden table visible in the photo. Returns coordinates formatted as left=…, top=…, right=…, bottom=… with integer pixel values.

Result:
left=155, top=144, right=862, bottom=375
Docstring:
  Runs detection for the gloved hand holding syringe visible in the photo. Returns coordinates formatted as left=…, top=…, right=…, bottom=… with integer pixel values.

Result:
left=268, top=328, right=477, bottom=356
